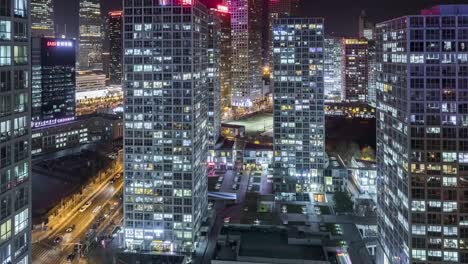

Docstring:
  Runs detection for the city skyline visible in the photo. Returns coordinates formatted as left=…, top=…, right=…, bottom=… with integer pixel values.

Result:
left=21, top=1, right=468, bottom=264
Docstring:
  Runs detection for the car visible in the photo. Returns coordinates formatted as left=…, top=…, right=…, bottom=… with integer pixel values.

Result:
left=223, top=217, right=231, bottom=223
left=231, top=184, right=238, bottom=190
left=115, top=173, right=121, bottom=179
left=65, top=224, right=75, bottom=233
left=234, top=176, right=239, bottom=182
left=215, top=184, right=221, bottom=190
left=92, top=205, right=102, bottom=214
left=208, top=202, right=213, bottom=210
left=217, top=177, right=224, bottom=183
left=53, top=236, right=62, bottom=244
left=243, top=207, right=249, bottom=212
left=109, top=178, right=115, bottom=184
left=67, top=253, right=76, bottom=262
left=85, top=201, right=92, bottom=207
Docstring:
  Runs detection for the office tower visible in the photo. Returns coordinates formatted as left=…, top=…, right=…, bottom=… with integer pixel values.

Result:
left=376, top=5, right=468, bottom=264
left=217, top=4, right=232, bottom=110
left=31, top=0, right=54, bottom=37
left=229, top=0, right=264, bottom=109
left=272, top=18, right=326, bottom=194
left=342, top=38, right=368, bottom=102
left=358, top=10, right=377, bottom=106
left=358, top=10, right=375, bottom=41
left=31, top=38, right=76, bottom=128
left=108, top=11, right=123, bottom=85
left=123, top=0, right=209, bottom=254
left=207, top=8, right=222, bottom=156
left=267, top=0, right=300, bottom=63
left=79, top=0, right=103, bottom=70
left=324, top=37, right=343, bottom=101
left=0, top=0, right=31, bottom=263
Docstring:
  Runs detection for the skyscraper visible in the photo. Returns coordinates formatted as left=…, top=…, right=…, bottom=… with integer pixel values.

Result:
left=217, top=4, right=232, bottom=111
left=207, top=7, right=221, bottom=158
left=272, top=17, right=326, bottom=194
left=123, top=0, right=209, bottom=254
left=31, top=38, right=76, bottom=128
left=358, top=10, right=377, bottom=106
left=342, top=38, right=368, bottom=102
left=79, top=0, right=102, bottom=70
left=230, top=0, right=264, bottom=109
left=376, top=5, right=468, bottom=264
left=108, top=11, right=122, bottom=85
left=31, top=0, right=54, bottom=37
left=0, top=0, right=31, bottom=263
left=324, top=37, right=343, bottom=101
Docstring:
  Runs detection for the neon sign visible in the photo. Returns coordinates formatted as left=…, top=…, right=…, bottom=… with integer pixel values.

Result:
left=217, top=5, right=228, bottom=13
left=46, top=41, right=73, bottom=47
left=182, top=0, right=192, bottom=5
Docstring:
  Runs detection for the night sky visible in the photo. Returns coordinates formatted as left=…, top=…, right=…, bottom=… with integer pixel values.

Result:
left=55, top=0, right=465, bottom=39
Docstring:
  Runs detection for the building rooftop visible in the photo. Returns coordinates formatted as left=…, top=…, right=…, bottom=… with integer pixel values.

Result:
left=216, top=226, right=327, bottom=263
left=326, top=154, right=347, bottom=169
left=421, top=5, right=468, bottom=15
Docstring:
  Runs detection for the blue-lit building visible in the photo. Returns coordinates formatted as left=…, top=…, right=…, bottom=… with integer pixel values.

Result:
left=376, top=5, right=468, bottom=264
left=31, top=38, right=76, bottom=128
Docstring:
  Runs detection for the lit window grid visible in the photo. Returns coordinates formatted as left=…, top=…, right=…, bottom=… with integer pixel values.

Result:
left=272, top=18, right=326, bottom=193
left=122, top=0, right=209, bottom=253
left=376, top=14, right=468, bottom=264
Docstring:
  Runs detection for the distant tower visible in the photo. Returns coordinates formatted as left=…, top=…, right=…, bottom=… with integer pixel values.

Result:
left=31, top=0, right=55, bottom=37
left=229, top=0, right=264, bottom=109
left=79, top=0, right=103, bottom=70
left=324, top=37, right=343, bottom=101
left=31, top=38, right=76, bottom=128
left=342, top=38, right=369, bottom=102
left=108, top=11, right=123, bottom=85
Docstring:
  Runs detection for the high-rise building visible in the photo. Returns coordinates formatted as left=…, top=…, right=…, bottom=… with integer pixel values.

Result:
left=358, top=10, right=375, bottom=41
left=217, top=4, right=232, bottom=111
left=31, top=0, right=54, bottom=37
left=0, top=1, right=31, bottom=263
left=376, top=5, right=468, bottom=264
left=342, top=38, right=368, bottom=102
left=267, top=0, right=299, bottom=64
left=324, top=37, right=343, bottom=101
left=229, top=0, right=264, bottom=109
left=31, top=38, right=76, bottom=128
left=207, top=7, right=222, bottom=156
left=272, top=17, right=326, bottom=194
left=123, top=0, right=209, bottom=254
left=358, top=10, right=377, bottom=106
left=79, top=0, right=103, bottom=70
left=108, top=11, right=122, bottom=85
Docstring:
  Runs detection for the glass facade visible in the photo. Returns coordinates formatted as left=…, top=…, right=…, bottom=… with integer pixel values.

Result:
left=31, top=0, right=54, bottom=37
left=0, top=0, right=31, bottom=263
left=31, top=38, right=76, bottom=128
left=229, top=0, right=263, bottom=108
left=376, top=6, right=468, bottom=263
left=342, top=38, right=369, bottom=102
left=272, top=18, right=326, bottom=193
left=79, top=0, right=103, bottom=70
left=108, top=11, right=123, bottom=85
left=324, top=37, right=343, bottom=102
left=122, top=0, right=209, bottom=254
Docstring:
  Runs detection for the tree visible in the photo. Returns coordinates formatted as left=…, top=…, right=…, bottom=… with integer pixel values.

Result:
left=333, top=191, right=354, bottom=213
left=360, top=146, right=376, bottom=161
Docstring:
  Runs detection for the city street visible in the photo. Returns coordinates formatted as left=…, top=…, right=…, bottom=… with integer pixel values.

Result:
left=32, top=174, right=123, bottom=264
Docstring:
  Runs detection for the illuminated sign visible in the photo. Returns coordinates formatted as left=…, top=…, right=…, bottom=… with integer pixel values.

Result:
left=46, top=41, right=74, bottom=47
left=32, top=117, right=75, bottom=128
left=182, top=0, right=192, bottom=5
left=109, top=11, right=122, bottom=17
left=217, top=4, right=228, bottom=13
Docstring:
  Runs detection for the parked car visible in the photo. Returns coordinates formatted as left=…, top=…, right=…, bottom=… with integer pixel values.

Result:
left=53, top=236, right=62, bottom=244
left=67, top=253, right=76, bottom=262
